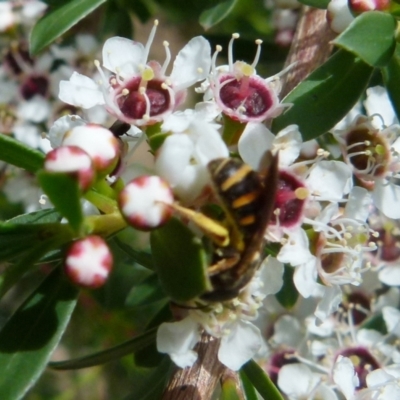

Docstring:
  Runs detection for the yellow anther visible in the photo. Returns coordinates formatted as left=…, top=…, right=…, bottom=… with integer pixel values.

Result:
left=232, top=33, right=240, bottom=39
left=295, top=187, right=309, bottom=200
left=142, top=68, right=154, bottom=81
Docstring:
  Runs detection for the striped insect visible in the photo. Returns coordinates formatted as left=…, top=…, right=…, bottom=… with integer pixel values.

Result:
left=200, top=152, right=279, bottom=301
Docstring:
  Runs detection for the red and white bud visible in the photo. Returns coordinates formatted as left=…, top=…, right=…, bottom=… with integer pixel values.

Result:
left=349, top=0, right=389, bottom=14
left=118, top=175, right=174, bottom=230
left=64, top=235, right=113, bottom=288
left=62, top=124, right=120, bottom=172
left=44, top=146, right=95, bottom=191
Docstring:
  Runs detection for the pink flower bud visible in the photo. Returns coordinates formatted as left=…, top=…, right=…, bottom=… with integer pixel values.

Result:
left=349, top=0, right=389, bottom=14
left=64, top=236, right=113, bottom=288
left=44, top=146, right=95, bottom=191
left=62, top=124, right=120, bottom=172
left=118, top=175, right=174, bottom=230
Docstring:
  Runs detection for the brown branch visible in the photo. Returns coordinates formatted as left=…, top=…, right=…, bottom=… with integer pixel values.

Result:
left=281, top=6, right=337, bottom=98
left=161, top=332, right=227, bottom=400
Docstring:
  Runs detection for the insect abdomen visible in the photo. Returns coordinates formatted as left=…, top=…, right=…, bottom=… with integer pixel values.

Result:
left=208, top=158, right=263, bottom=239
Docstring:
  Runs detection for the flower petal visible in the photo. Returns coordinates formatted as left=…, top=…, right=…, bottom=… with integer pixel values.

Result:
left=102, top=37, right=144, bottom=78
left=156, top=317, right=201, bottom=368
left=170, top=36, right=211, bottom=91
left=218, top=321, right=262, bottom=371
left=59, top=72, right=104, bottom=108
left=238, top=123, right=275, bottom=170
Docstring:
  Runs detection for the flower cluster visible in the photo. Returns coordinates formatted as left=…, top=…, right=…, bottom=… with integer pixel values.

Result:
left=3, top=14, right=400, bottom=398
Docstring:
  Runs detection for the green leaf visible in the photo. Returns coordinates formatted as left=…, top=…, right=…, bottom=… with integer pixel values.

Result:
left=382, top=43, right=400, bottom=122
left=49, top=328, right=157, bottom=370
left=0, top=269, right=78, bottom=399
left=124, top=357, right=172, bottom=400
left=241, top=360, right=284, bottom=400
left=113, top=236, right=154, bottom=269
left=0, top=134, right=44, bottom=172
left=7, top=208, right=61, bottom=224
left=0, top=221, right=71, bottom=262
left=101, top=0, right=133, bottom=39
left=360, top=312, right=387, bottom=334
left=37, top=170, right=83, bottom=233
left=333, top=12, right=396, bottom=67
left=199, top=0, right=238, bottom=30
left=297, top=0, right=329, bottom=8
left=126, top=274, right=167, bottom=306
left=275, top=264, right=298, bottom=309
left=221, top=375, right=242, bottom=400
left=240, top=370, right=258, bottom=400
left=30, top=0, right=107, bottom=54
left=150, top=218, right=211, bottom=302
left=272, top=49, right=373, bottom=140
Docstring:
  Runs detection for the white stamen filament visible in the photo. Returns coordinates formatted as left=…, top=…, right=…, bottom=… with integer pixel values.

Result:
left=211, top=45, right=222, bottom=75
left=139, top=87, right=151, bottom=120
left=161, top=41, right=171, bottom=76
left=251, top=39, right=263, bottom=68
left=143, top=19, right=159, bottom=64
left=228, top=33, right=240, bottom=71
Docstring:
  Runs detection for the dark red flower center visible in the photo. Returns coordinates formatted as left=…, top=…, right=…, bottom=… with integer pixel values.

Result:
left=116, top=77, right=170, bottom=120
left=218, top=75, right=273, bottom=118
left=271, top=171, right=306, bottom=227
left=21, top=75, right=49, bottom=100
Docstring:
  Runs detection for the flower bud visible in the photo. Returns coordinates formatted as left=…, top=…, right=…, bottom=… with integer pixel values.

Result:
left=44, top=146, right=95, bottom=191
left=62, top=124, right=120, bottom=172
left=118, top=175, right=174, bottom=230
left=349, top=0, right=389, bottom=14
left=64, top=236, right=113, bottom=288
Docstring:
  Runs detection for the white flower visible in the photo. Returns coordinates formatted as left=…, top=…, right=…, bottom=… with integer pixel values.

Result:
left=59, top=22, right=211, bottom=126
left=278, top=363, right=338, bottom=400
left=238, top=122, right=302, bottom=170
left=156, top=317, right=201, bottom=368
left=155, top=103, right=228, bottom=203
left=333, top=356, right=359, bottom=400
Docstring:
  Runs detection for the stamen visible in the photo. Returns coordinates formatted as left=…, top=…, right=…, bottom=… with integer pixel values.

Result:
left=228, top=33, right=240, bottom=71
left=251, top=39, right=263, bottom=68
left=94, top=60, right=109, bottom=88
left=211, top=45, right=222, bottom=75
left=143, top=19, right=159, bottom=64
left=161, top=41, right=171, bottom=75
left=139, top=87, right=151, bottom=120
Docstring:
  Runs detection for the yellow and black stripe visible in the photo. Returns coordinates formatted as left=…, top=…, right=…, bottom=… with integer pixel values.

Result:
left=208, top=158, right=264, bottom=240
left=202, top=152, right=279, bottom=302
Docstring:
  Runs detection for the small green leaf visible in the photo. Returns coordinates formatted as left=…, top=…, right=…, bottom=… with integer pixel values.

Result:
left=199, top=0, right=238, bottom=30
left=334, top=12, right=396, bottom=67
left=37, top=170, right=83, bottom=233
left=0, top=134, right=45, bottom=172
left=241, top=360, right=284, bottom=400
left=30, top=0, right=107, bottom=54
left=297, top=0, right=329, bottom=8
left=49, top=328, right=157, bottom=370
left=0, top=269, right=78, bottom=400
left=272, top=49, right=373, bottom=140
left=240, top=370, right=258, bottom=400
left=150, top=218, right=211, bottom=302
left=275, top=264, right=298, bottom=309
left=382, top=44, right=400, bottom=122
